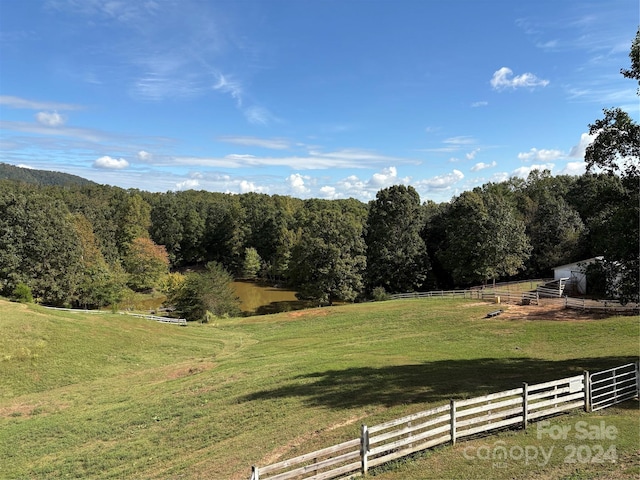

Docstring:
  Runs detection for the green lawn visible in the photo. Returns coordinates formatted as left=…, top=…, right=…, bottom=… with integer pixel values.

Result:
left=0, top=298, right=637, bottom=479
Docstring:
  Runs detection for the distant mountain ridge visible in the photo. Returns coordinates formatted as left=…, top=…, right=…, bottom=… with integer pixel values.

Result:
left=0, top=163, right=96, bottom=187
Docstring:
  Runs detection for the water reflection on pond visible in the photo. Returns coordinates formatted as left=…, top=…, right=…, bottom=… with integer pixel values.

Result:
left=232, top=280, right=307, bottom=315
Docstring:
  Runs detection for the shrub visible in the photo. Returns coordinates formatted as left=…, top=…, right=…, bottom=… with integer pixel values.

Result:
left=12, top=283, right=33, bottom=303
left=372, top=286, right=390, bottom=302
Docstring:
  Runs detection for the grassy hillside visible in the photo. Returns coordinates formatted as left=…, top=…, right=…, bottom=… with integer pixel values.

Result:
left=0, top=298, right=637, bottom=479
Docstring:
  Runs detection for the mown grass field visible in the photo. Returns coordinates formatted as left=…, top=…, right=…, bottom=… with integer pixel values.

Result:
left=0, top=297, right=638, bottom=479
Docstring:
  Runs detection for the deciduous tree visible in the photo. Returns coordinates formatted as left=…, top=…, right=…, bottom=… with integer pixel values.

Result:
left=123, top=237, right=170, bottom=292
left=289, top=207, right=366, bottom=305
left=438, top=189, right=531, bottom=286
left=583, top=29, right=640, bottom=303
left=365, top=185, right=430, bottom=293
left=170, top=262, right=241, bottom=321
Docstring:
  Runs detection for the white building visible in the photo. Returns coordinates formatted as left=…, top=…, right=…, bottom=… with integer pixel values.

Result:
left=552, top=257, right=601, bottom=295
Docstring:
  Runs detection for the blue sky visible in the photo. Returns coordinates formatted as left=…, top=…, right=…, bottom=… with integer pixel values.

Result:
left=1, top=0, right=638, bottom=203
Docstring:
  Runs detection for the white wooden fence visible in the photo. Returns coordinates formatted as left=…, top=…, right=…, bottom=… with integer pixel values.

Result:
left=249, top=363, right=639, bottom=480
left=43, top=306, right=187, bottom=326
left=388, top=288, right=640, bottom=313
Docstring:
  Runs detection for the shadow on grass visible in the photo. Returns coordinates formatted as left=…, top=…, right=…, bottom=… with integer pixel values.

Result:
left=251, top=300, right=312, bottom=316
left=241, top=356, right=637, bottom=409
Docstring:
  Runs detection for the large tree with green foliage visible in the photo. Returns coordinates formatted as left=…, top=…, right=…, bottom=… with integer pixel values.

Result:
left=518, top=171, right=586, bottom=276
left=437, top=189, right=531, bottom=286
left=583, top=28, right=639, bottom=303
left=170, top=262, right=241, bottom=321
left=289, top=206, right=366, bottom=305
left=123, top=237, right=170, bottom=292
left=365, top=185, right=430, bottom=293
left=0, top=189, right=84, bottom=305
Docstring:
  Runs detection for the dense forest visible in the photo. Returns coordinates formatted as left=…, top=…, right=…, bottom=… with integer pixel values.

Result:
left=1, top=30, right=638, bottom=319
left=0, top=164, right=637, bottom=317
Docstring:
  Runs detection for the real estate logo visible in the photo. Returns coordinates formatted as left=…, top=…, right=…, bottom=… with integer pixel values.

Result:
left=462, top=420, right=618, bottom=468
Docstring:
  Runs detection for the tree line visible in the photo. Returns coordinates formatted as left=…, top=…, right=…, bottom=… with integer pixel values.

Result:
left=1, top=29, right=637, bottom=318
left=0, top=166, right=636, bottom=313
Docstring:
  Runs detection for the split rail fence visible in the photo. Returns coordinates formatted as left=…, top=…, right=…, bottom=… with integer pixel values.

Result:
left=249, top=362, right=639, bottom=480
left=388, top=288, right=639, bottom=313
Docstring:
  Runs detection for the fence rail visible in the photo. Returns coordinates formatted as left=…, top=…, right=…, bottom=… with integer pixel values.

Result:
left=43, top=306, right=187, bottom=326
left=249, top=363, right=638, bottom=480
left=565, top=297, right=640, bottom=314
left=388, top=288, right=639, bottom=314
left=589, top=363, right=639, bottom=412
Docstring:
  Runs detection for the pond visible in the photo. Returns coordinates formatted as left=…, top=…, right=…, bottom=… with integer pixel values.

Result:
left=232, top=280, right=307, bottom=315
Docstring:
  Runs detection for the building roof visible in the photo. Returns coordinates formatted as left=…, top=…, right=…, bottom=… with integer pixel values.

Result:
left=553, top=257, right=603, bottom=271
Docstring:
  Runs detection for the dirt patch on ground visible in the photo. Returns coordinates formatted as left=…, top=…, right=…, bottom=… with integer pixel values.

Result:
left=287, top=308, right=330, bottom=319
left=496, top=302, right=612, bottom=321
left=165, top=361, right=217, bottom=380
left=0, top=401, right=70, bottom=418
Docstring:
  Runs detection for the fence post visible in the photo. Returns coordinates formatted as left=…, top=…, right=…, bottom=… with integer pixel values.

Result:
left=522, top=383, right=528, bottom=429
left=361, top=424, right=369, bottom=475
left=583, top=371, right=591, bottom=413
left=450, top=399, right=457, bottom=445
left=250, top=465, right=259, bottom=480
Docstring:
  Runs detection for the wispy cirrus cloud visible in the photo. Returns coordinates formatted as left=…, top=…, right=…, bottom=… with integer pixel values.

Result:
left=0, top=95, right=83, bottom=111
left=167, top=148, right=415, bottom=170
left=444, top=136, right=477, bottom=146
left=217, top=136, right=291, bottom=150
left=491, top=67, right=549, bottom=90
left=213, top=73, right=243, bottom=106
left=0, top=120, right=111, bottom=143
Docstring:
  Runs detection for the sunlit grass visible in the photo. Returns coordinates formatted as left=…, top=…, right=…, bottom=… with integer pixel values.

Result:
left=0, top=297, right=637, bottom=479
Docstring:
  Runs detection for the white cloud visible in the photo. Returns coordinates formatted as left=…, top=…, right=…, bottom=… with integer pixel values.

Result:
left=35, top=111, right=65, bottom=127
left=217, top=136, right=290, bottom=150
left=511, top=163, right=555, bottom=178
left=444, top=136, right=476, bottom=146
left=175, top=179, right=200, bottom=191
left=518, top=147, right=564, bottom=162
left=491, top=67, right=550, bottom=90
left=369, top=166, right=398, bottom=186
left=213, top=73, right=243, bottom=106
left=0, top=95, right=82, bottom=111
left=239, top=180, right=267, bottom=194
left=417, top=169, right=464, bottom=190
left=168, top=148, right=414, bottom=170
left=319, top=186, right=337, bottom=199
left=465, top=148, right=481, bottom=160
left=133, top=72, right=203, bottom=101
left=336, top=175, right=368, bottom=198
left=471, top=161, right=497, bottom=172
left=558, top=161, right=587, bottom=176
left=1, top=120, right=112, bottom=142
left=244, top=106, right=277, bottom=125
left=93, top=155, right=129, bottom=169
left=137, top=150, right=152, bottom=161
left=286, top=173, right=310, bottom=195
left=16, top=163, right=34, bottom=169
left=568, top=132, right=596, bottom=158
left=471, top=101, right=488, bottom=107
